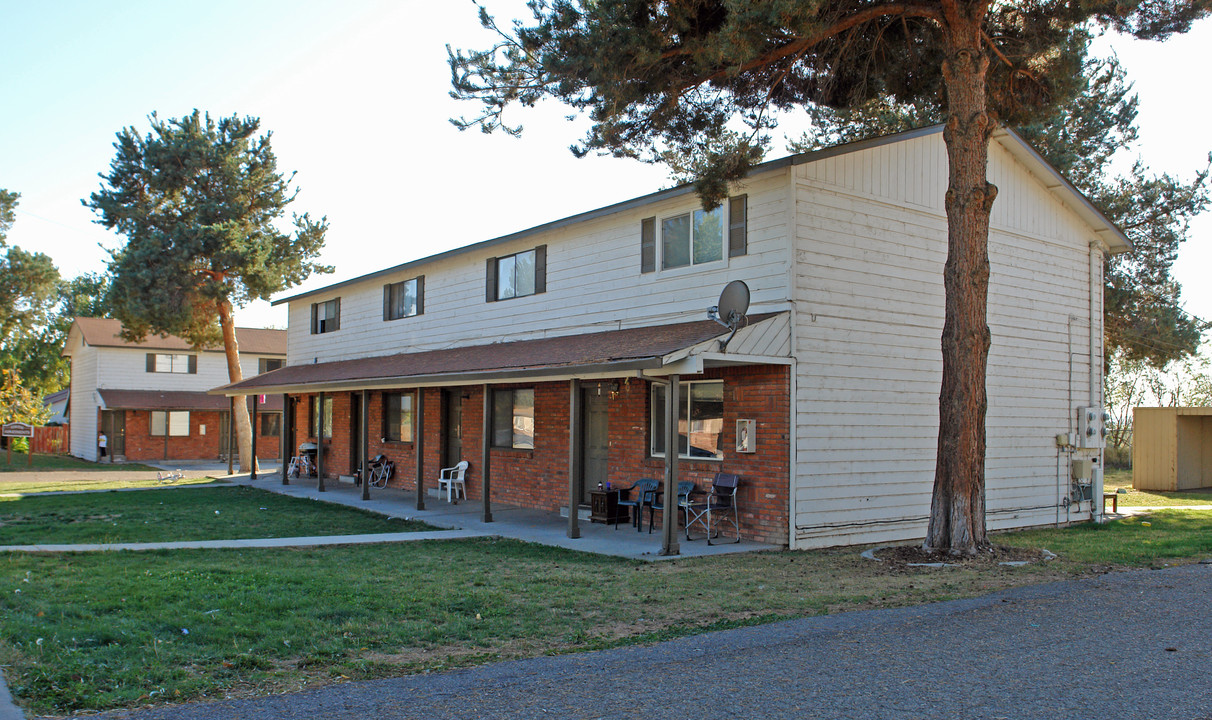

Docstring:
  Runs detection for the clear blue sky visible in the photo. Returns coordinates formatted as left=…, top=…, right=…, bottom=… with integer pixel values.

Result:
left=3, top=1, right=1209, bottom=333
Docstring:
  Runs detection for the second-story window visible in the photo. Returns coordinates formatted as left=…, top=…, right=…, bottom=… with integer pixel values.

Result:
left=641, top=195, right=746, bottom=273
left=311, top=298, right=340, bottom=334
left=384, top=276, right=424, bottom=321
left=486, top=245, right=546, bottom=302
left=146, top=353, right=197, bottom=374
left=662, top=206, right=723, bottom=269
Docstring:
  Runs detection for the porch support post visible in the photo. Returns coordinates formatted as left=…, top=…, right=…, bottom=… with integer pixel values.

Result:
left=250, top=394, right=259, bottom=480
left=280, top=394, right=290, bottom=484
left=481, top=384, right=493, bottom=523
left=567, top=379, right=582, bottom=539
left=227, top=396, right=234, bottom=476
left=415, top=388, right=426, bottom=511
left=317, top=391, right=326, bottom=492
left=660, top=374, right=681, bottom=556
left=361, top=389, right=370, bottom=501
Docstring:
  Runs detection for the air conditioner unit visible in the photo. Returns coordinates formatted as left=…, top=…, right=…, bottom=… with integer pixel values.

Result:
left=1077, top=406, right=1107, bottom=449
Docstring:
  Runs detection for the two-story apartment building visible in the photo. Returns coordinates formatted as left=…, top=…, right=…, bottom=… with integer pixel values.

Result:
left=217, top=126, right=1126, bottom=550
left=64, top=318, right=287, bottom=463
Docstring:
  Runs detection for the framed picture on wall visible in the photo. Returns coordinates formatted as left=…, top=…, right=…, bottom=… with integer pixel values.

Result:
left=736, top=419, right=755, bottom=453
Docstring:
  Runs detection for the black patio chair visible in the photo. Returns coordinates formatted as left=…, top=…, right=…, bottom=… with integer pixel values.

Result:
left=648, top=481, right=697, bottom=534
left=615, top=478, right=659, bottom=531
left=684, top=473, right=741, bottom=545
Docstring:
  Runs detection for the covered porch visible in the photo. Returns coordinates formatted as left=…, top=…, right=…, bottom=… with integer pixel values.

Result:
left=230, top=473, right=778, bottom=560
left=214, top=314, right=793, bottom=556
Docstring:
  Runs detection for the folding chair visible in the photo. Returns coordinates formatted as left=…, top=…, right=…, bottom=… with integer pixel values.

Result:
left=367, top=454, right=394, bottom=488
left=685, top=473, right=741, bottom=544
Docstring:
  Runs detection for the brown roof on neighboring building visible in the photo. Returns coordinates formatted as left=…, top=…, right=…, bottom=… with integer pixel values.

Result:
left=98, top=389, right=284, bottom=412
left=73, top=318, right=286, bottom=355
left=218, top=316, right=772, bottom=394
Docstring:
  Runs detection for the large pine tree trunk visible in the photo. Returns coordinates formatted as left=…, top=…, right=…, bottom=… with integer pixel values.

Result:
left=217, top=299, right=256, bottom=474
left=925, top=4, right=997, bottom=555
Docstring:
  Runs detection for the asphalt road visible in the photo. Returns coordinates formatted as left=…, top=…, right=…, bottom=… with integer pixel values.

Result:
left=71, top=563, right=1212, bottom=720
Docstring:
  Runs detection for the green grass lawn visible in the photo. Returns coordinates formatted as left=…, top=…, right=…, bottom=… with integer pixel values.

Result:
left=0, top=453, right=160, bottom=473
left=0, top=475, right=217, bottom=495
left=3, top=509, right=1211, bottom=715
left=0, top=486, right=432, bottom=545
left=1101, top=467, right=1212, bottom=507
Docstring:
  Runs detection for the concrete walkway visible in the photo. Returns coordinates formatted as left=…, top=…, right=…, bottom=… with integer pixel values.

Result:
left=0, top=530, right=484, bottom=554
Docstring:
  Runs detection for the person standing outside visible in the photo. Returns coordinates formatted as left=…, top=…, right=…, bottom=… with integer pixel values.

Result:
left=98, top=431, right=108, bottom=462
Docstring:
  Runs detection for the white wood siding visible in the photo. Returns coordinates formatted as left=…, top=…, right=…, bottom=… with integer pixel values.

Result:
left=791, top=133, right=1104, bottom=548
left=67, top=342, right=277, bottom=461
left=286, top=170, right=793, bottom=364
left=68, top=338, right=99, bottom=461
left=94, top=348, right=269, bottom=390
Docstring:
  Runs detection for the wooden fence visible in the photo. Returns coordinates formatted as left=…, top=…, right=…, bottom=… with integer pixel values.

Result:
left=32, top=425, right=69, bottom=454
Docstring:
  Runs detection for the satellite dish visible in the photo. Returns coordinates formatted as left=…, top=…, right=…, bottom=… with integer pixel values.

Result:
left=708, top=280, right=750, bottom=351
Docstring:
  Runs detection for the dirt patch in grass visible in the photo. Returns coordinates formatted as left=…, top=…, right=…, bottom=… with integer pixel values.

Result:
left=871, top=544, right=1051, bottom=570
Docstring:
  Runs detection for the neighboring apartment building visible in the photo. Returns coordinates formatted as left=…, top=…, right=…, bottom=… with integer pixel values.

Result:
left=64, top=318, right=286, bottom=462
left=218, top=126, right=1123, bottom=550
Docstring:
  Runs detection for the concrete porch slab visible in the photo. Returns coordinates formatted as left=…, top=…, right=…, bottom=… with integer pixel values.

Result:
left=231, top=474, right=780, bottom=561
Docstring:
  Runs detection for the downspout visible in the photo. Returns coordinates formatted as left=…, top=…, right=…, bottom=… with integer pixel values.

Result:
left=784, top=164, right=800, bottom=550
left=1090, top=240, right=1104, bottom=521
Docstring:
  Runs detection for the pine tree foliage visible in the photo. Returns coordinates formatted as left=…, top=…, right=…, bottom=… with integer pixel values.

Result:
left=450, top=0, right=1209, bottom=554
left=0, top=189, right=19, bottom=246
left=86, top=111, right=331, bottom=471
left=87, top=111, right=330, bottom=348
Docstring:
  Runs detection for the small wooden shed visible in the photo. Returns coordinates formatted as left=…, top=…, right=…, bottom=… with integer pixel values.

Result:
left=1132, top=407, right=1212, bottom=491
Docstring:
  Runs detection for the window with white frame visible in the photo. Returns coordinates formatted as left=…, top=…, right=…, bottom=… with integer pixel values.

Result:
left=650, top=380, right=724, bottom=460
left=641, top=195, right=746, bottom=273
left=146, top=353, right=196, bottom=374
left=150, top=410, right=190, bottom=437
left=662, top=207, right=723, bottom=269
left=384, top=277, right=424, bottom=321
left=258, top=358, right=284, bottom=373
left=492, top=388, right=535, bottom=449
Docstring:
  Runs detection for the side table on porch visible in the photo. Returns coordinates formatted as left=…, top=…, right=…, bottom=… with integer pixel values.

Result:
left=590, top=489, right=629, bottom=525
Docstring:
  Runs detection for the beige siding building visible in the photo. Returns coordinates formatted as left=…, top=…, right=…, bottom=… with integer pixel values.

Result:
left=222, top=126, right=1126, bottom=551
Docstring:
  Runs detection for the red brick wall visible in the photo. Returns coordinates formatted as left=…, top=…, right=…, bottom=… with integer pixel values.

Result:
left=117, top=409, right=283, bottom=462
left=284, top=365, right=790, bottom=544
left=628, top=366, right=791, bottom=545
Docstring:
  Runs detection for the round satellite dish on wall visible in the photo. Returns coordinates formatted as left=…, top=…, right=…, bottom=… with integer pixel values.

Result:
left=716, top=280, right=750, bottom=328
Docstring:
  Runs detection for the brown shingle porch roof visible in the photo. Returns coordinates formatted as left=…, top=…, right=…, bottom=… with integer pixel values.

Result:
left=98, top=389, right=284, bottom=412
left=215, top=315, right=774, bottom=396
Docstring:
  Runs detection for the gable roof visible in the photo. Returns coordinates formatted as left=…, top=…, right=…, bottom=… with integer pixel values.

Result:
left=70, top=318, right=286, bottom=355
left=272, top=124, right=1130, bottom=306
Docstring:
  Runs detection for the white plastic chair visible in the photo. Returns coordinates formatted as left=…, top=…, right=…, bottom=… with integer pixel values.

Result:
left=437, top=460, right=469, bottom=502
